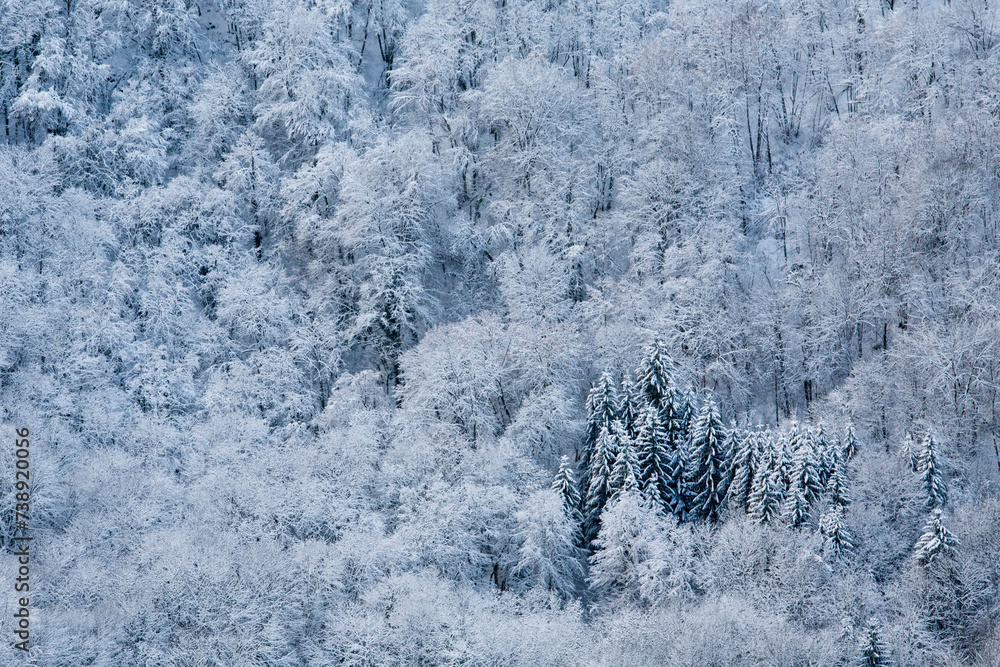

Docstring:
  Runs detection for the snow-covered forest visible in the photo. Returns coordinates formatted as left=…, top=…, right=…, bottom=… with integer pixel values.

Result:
left=2, top=0, right=1000, bottom=663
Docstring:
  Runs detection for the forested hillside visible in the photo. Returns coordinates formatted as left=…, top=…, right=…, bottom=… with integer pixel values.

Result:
left=1, top=0, right=1000, bottom=663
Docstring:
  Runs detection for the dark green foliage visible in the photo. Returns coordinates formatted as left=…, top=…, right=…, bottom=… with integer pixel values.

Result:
left=687, top=398, right=729, bottom=523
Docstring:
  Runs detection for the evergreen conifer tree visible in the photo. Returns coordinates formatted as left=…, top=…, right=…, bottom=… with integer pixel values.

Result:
left=842, top=424, right=859, bottom=462
left=663, top=431, right=689, bottom=520
left=819, top=505, right=854, bottom=555
left=583, top=422, right=620, bottom=546
left=784, top=483, right=810, bottom=529
left=749, top=441, right=784, bottom=524
left=680, top=392, right=697, bottom=436
left=913, top=509, right=959, bottom=567
left=826, top=459, right=851, bottom=508
left=814, top=423, right=834, bottom=488
left=919, top=434, right=947, bottom=510
left=687, top=397, right=729, bottom=522
left=729, top=427, right=762, bottom=512
left=634, top=407, right=668, bottom=511
left=750, top=468, right=784, bottom=524
left=635, top=337, right=676, bottom=414
left=860, top=618, right=890, bottom=667
left=657, top=382, right=688, bottom=520
left=720, top=423, right=740, bottom=502
left=552, top=455, right=580, bottom=516
left=579, top=373, right=620, bottom=514
left=618, top=376, right=640, bottom=439
left=901, top=432, right=920, bottom=473
left=788, top=429, right=824, bottom=506
left=609, top=424, right=640, bottom=502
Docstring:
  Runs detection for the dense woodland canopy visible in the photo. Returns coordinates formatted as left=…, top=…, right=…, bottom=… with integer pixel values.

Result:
left=2, top=0, right=1000, bottom=663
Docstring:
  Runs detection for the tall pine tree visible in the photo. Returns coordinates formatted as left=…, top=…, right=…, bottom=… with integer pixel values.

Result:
left=686, top=397, right=729, bottom=522
left=913, top=509, right=959, bottom=568
left=919, top=433, right=947, bottom=510
left=749, top=439, right=785, bottom=524
left=860, top=618, right=890, bottom=667
left=635, top=407, right=668, bottom=511
left=750, top=468, right=785, bottom=524
left=842, top=424, right=859, bottom=462
left=618, top=376, right=640, bottom=439
left=579, top=372, right=620, bottom=515
left=729, top=427, right=762, bottom=513
left=552, top=455, right=580, bottom=517
left=819, top=505, right=854, bottom=556
left=784, top=426, right=823, bottom=528
left=608, top=423, right=640, bottom=502
left=635, top=337, right=676, bottom=415
left=583, top=422, right=620, bottom=546
left=826, top=458, right=851, bottom=508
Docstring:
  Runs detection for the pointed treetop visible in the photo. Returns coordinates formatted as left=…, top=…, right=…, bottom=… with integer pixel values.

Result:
left=552, top=455, right=580, bottom=514
left=819, top=505, right=854, bottom=556
left=842, top=424, right=858, bottom=462
left=901, top=432, right=920, bottom=472
left=687, top=396, right=729, bottom=523
left=618, top=375, right=641, bottom=438
left=860, top=618, right=890, bottom=667
left=913, top=508, right=959, bottom=568
left=919, top=433, right=947, bottom=510
left=609, top=424, right=640, bottom=502
left=635, top=336, right=677, bottom=414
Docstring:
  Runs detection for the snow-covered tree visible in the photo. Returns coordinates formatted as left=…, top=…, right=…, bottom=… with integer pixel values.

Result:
left=826, top=459, right=851, bottom=509
left=581, top=372, right=620, bottom=465
left=583, top=422, right=620, bottom=545
left=552, top=455, right=580, bottom=517
left=514, top=489, right=584, bottom=596
left=919, top=434, right=947, bottom=510
left=913, top=509, right=959, bottom=568
left=686, top=397, right=729, bottom=522
left=608, top=425, right=640, bottom=502
left=783, top=427, right=824, bottom=528
left=728, top=427, right=763, bottom=513
left=749, top=466, right=784, bottom=525
left=819, top=505, right=854, bottom=556
left=842, top=424, right=859, bottom=463
left=618, top=375, right=640, bottom=438
left=634, top=407, right=668, bottom=511
left=635, top=336, right=676, bottom=415
left=588, top=488, right=696, bottom=607
left=860, top=618, right=890, bottom=667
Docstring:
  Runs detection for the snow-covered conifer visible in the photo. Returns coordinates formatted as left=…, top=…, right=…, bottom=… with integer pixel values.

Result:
left=842, top=424, right=859, bottom=462
left=919, top=433, right=947, bottom=510
left=686, top=397, right=729, bottom=522
left=579, top=372, right=620, bottom=512
left=913, top=509, right=959, bottom=567
left=826, top=459, right=851, bottom=508
left=583, top=422, right=620, bottom=545
left=618, top=375, right=640, bottom=439
left=728, top=427, right=761, bottom=512
left=609, top=425, right=640, bottom=501
left=635, top=407, right=668, bottom=511
left=749, top=452, right=784, bottom=525
left=819, top=505, right=854, bottom=555
left=552, top=455, right=580, bottom=516
left=784, top=483, right=810, bottom=529
left=788, top=428, right=824, bottom=507
left=860, top=618, right=890, bottom=667
left=635, top=337, right=676, bottom=415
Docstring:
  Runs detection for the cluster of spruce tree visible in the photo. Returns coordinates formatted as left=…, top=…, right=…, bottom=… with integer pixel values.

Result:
left=566, top=339, right=862, bottom=559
